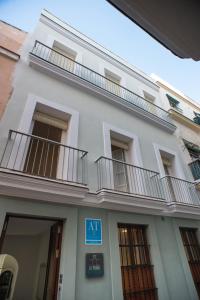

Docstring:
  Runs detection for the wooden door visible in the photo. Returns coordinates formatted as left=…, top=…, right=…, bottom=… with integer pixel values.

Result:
left=24, top=121, right=62, bottom=179
left=180, top=228, right=200, bottom=298
left=118, top=224, right=158, bottom=300
left=43, top=221, right=63, bottom=300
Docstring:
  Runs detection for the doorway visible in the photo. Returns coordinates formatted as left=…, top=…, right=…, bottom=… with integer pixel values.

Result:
left=0, top=215, right=63, bottom=300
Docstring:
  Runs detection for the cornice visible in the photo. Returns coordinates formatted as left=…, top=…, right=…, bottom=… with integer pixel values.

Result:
left=0, top=46, right=20, bottom=61
left=169, top=108, right=200, bottom=131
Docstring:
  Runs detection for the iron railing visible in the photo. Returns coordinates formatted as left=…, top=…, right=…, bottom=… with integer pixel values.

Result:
left=31, top=41, right=171, bottom=124
left=189, top=159, right=200, bottom=181
left=161, top=176, right=200, bottom=206
left=95, top=156, right=164, bottom=199
left=0, top=130, right=88, bottom=185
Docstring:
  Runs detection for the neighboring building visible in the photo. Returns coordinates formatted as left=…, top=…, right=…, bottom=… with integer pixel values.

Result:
left=0, top=20, right=27, bottom=119
left=0, top=10, right=200, bottom=300
left=152, top=74, right=200, bottom=182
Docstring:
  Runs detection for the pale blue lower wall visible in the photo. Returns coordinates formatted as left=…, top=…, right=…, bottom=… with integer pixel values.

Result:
left=0, top=196, right=199, bottom=300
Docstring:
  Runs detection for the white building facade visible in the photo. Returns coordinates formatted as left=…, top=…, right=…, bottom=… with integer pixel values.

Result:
left=0, top=10, right=200, bottom=300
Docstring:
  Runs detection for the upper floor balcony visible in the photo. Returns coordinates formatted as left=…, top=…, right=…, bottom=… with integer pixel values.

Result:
left=0, top=130, right=88, bottom=203
left=95, top=156, right=166, bottom=212
left=161, top=175, right=200, bottom=215
left=29, top=41, right=176, bottom=133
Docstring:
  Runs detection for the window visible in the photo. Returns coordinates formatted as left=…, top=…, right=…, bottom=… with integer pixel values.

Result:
left=118, top=224, right=158, bottom=300
left=24, top=111, right=68, bottom=179
left=161, top=155, right=177, bottom=200
left=105, top=70, right=121, bottom=96
left=50, top=42, right=77, bottom=73
left=24, top=120, right=62, bottom=179
left=111, top=141, right=129, bottom=192
left=180, top=228, right=200, bottom=298
left=166, top=94, right=182, bottom=113
left=183, top=140, right=200, bottom=160
left=193, top=112, right=200, bottom=125
left=143, top=91, right=157, bottom=115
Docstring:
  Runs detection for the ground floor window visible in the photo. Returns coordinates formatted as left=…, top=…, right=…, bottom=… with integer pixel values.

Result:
left=118, top=224, right=158, bottom=300
left=180, top=227, right=200, bottom=298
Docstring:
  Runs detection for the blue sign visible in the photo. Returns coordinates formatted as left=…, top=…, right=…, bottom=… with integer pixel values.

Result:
left=85, top=218, right=102, bottom=245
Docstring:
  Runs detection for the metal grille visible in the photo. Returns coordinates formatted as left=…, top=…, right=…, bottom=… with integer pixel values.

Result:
left=0, top=130, right=88, bottom=185
left=189, top=159, right=200, bottom=181
left=118, top=224, right=158, bottom=300
left=180, top=228, right=200, bottom=298
left=31, top=41, right=172, bottom=125
left=96, top=156, right=164, bottom=200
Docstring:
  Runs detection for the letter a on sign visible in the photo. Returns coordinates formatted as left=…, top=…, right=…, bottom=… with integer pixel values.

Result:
left=85, top=218, right=102, bottom=245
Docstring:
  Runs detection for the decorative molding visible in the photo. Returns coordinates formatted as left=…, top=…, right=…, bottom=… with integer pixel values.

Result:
left=96, top=189, right=166, bottom=212
left=166, top=202, right=200, bottom=219
left=18, top=92, right=79, bottom=148
left=0, top=170, right=88, bottom=205
left=153, top=143, right=186, bottom=179
left=102, top=122, right=143, bottom=167
left=29, top=54, right=176, bottom=133
left=0, top=46, right=20, bottom=61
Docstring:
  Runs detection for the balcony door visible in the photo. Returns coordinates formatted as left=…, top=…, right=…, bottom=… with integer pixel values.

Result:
left=111, top=144, right=129, bottom=193
left=24, top=120, right=62, bottom=179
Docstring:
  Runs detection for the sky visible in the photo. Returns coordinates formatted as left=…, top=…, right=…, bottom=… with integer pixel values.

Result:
left=0, top=0, right=200, bottom=102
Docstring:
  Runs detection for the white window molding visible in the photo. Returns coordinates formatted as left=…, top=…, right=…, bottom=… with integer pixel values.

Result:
left=18, top=93, right=79, bottom=148
left=153, top=143, right=185, bottom=179
left=98, top=64, right=126, bottom=88
left=3, top=94, right=80, bottom=182
left=103, top=122, right=143, bottom=167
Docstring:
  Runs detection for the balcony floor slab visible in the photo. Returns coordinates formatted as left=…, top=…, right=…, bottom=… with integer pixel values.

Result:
left=0, top=169, right=89, bottom=205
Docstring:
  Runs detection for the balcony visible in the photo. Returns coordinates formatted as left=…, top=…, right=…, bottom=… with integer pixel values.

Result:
left=0, top=130, right=88, bottom=203
left=95, top=156, right=166, bottom=212
left=29, top=41, right=176, bottom=133
left=161, top=176, right=200, bottom=214
left=189, top=159, right=200, bottom=181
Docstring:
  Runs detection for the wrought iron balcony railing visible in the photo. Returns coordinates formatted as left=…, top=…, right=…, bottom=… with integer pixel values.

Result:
left=189, top=159, right=200, bottom=181
left=161, top=176, right=200, bottom=206
left=0, top=130, right=88, bottom=186
left=95, top=156, right=164, bottom=199
left=31, top=41, right=172, bottom=125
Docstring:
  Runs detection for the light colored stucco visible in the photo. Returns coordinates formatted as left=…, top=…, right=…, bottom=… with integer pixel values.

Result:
left=0, top=10, right=200, bottom=300
left=0, top=21, right=27, bottom=119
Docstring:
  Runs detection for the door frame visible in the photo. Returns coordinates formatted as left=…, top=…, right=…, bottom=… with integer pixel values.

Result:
left=0, top=214, right=64, bottom=300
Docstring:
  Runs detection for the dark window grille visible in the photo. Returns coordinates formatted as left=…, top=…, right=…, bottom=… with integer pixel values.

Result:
left=180, top=228, right=200, bottom=298
left=118, top=224, right=158, bottom=300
